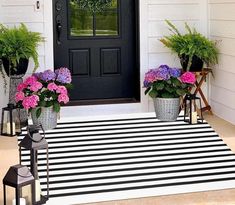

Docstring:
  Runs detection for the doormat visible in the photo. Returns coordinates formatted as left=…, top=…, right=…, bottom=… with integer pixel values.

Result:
left=18, top=113, right=235, bottom=205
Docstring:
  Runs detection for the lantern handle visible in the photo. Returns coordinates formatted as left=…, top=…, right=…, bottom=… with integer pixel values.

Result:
left=27, top=124, right=46, bottom=143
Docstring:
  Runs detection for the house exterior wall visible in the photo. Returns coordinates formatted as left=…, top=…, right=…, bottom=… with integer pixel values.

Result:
left=0, top=0, right=208, bottom=118
left=209, top=0, right=235, bottom=124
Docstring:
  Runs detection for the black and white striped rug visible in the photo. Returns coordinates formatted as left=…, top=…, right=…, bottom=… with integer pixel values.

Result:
left=19, top=113, right=235, bottom=205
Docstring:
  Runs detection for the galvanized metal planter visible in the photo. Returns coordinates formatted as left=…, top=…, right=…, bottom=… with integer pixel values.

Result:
left=31, top=107, right=57, bottom=130
left=153, top=97, right=180, bottom=121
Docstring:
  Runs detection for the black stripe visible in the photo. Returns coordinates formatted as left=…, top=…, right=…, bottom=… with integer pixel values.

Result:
left=43, top=134, right=220, bottom=145
left=39, top=137, right=222, bottom=149
left=48, top=177, right=235, bottom=197
left=21, top=144, right=228, bottom=161
left=21, top=148, right=232, bottom=164
left=19, top=124, right=212, bottom=136
left=20, top=117, right=184, bottom=135
left=53, top=121, right=206, bottom=130
left=41, top=164, right=235, bottom=185
left=37, top=153, right=235, bottom=173
left=21, top=139, right=223, bottom=156
left=19, top=129, right=215, bottom=142
left=20, top=116, right=186, bottom=131
left=38, top=159, right=235, bottom=178
left=43, top=170, right=235, bottom=191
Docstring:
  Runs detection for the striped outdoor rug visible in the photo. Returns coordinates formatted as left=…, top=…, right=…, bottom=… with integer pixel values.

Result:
left=18, top=113, right=235, bottom=205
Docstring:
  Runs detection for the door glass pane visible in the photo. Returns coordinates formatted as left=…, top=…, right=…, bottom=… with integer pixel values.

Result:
left=70, top=0, right=93, bottom=36
left=95, top=0, right=118, bottom=36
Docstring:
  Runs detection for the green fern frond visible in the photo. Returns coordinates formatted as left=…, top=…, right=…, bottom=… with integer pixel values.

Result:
left=0, top=23, right=44, bottom=72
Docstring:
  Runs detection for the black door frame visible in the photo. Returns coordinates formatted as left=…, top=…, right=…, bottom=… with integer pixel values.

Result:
left=53, top=0, right=140, bottom=106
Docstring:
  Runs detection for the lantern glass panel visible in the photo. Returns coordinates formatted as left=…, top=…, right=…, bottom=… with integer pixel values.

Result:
left=22, top=184, right=32, bottom=205
left=184, top=94, right=203, bottom=124
left=4, top=186, right=14, bottom=205
left=1, top=104, right=21, bottom=136
left=12, top=108, right=21, bottom=134
left=4, top=185, right=32, bottom=205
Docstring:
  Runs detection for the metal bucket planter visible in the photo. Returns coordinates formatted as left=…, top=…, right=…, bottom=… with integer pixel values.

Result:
left=153, top=97, right=180, bottom=121
left=31, top=107, right=57, bottom=130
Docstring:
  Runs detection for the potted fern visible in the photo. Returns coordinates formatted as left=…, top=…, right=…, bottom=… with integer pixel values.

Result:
left=0, top=23, right=44, bottom=77
left=160, top=20, right=219, bottom=71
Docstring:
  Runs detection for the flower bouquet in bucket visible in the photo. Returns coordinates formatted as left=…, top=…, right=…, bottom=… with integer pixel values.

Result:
left=15, top=68, right=72, bottom=130
left=144, top=65, right=196, bottom=121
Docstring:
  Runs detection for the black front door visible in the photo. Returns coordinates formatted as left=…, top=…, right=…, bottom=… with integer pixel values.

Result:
left=53, top=0, right=139, bottom=103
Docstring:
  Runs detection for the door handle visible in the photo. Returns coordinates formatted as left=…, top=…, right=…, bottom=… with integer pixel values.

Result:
left=56, top=15, right=62, bottom=44
left=56, top=22, right=62, bottom=44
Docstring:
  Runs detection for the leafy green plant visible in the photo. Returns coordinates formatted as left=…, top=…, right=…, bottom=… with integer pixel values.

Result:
left=0, top=59, right=7, bottom=93
left=160, top=20, right=219, bottom=71
left=0, top=23, right=44, bottom=72
left=73, top=0, right=113, bottom=12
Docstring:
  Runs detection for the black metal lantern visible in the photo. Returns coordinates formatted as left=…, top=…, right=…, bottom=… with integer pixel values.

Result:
left=3, top=164, right=34, bottom=205
left=1, top=104, right=21, bottom=136
left=184, top=94, right=204, bottom=124
left=19, top=125, right=49, bottom=205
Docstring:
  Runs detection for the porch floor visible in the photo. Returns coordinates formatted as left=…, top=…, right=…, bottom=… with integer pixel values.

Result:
left=1, top=113, right=235, bottom=205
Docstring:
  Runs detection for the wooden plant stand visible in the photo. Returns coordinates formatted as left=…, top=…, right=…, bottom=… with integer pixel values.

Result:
left=192, top=68, right=213, bottom=115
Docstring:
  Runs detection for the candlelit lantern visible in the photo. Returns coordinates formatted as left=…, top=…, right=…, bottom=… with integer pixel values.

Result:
left=1, top=104, right=21, bottom=136
left=19, top=125, right=49, bottom=205
left=3, top=164, right=34, bottom=205
left=184, top=94, right=204, bottom=124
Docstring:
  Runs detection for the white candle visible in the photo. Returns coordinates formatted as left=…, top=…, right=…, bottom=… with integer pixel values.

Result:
left=191, top=112, right=198, bottom=124
left=7, top=122, right=16, bottom=135
left=12, top=198, right=26, bottom=205
left=35, top=179, right=42, bottom=202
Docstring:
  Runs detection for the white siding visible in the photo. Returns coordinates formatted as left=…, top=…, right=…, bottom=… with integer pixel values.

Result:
left=0, top=0, right=208, bottom=117
left=209, top=0, right=235, bottom=124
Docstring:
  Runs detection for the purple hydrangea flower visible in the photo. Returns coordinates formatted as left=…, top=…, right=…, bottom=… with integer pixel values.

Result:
left=169, top=67, right=181, bottom=78
left=37, top=70, right=56, bottom=82
left=55, top=67, right=72, bottom=84
left=33, top=72, right=42, bottom=79
left=156, top=65, right=170, bottom=80
left=143, top=80, right=151, bottom=88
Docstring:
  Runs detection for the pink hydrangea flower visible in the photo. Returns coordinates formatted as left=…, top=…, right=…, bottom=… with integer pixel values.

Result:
left=56, top=86, right=68, bottom=95
left=144, top=69, right=159, bottom=84
left=15, top=91, right=25, bottom=102
left=22, top=95, right=39, bottom=109
left=31, top=95, right=39, bottom=103
left=30, top=82, right=43, bottom=92
left=47, top=82, right=58, bottom=91
left=58, top=94, right=69, bottom=104
left=180, top=72, right=196, bottom=84
left=17, top=83, right=27, bottom=92
left=24, top=76, right=38, bottom=86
